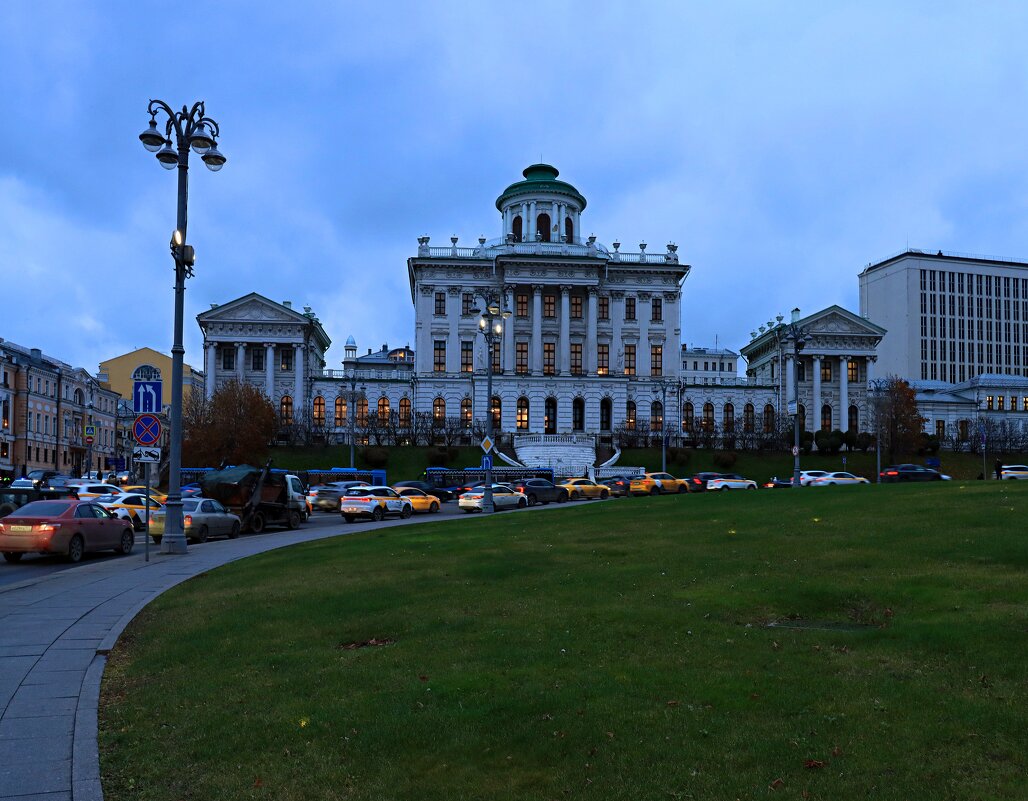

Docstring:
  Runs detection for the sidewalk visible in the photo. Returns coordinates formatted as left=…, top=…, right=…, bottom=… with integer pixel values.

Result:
left=0, top=517, right=391, bottom=801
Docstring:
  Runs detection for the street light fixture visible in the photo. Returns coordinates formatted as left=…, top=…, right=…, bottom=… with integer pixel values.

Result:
left=472, top=291, right=511, bottom=514
left=780, top=309, right=811, bottom=487
left=139, top=99, right=225, bottom=555
left=342, top=355, right=366, bottom=470
left=652, top=377, right=678, bottom=474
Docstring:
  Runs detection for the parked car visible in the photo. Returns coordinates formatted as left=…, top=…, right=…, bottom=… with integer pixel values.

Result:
left=0, top=486, right=78, bottom=517
left=799, top=470, right=830, bottom=486
left=339, top=486, right=413, bottom=523
left=510, top=477, right=569, bottom=506
left=122, top=486, right=170, bottom=502
left=809, top=471, right=870, bottom=486
left=558, top=478, right=610, bottom=500
left=706, top=473, right=758, bottom=491
left=762, top=476, right=795, bottom=489
left=96, top=492, right=165, bottom=530
left=73, top=483, right=125, bottom=500
left=394, top=486, right=442, bottom=513
left=630, top=472, right=689, bottom=495
left=149, top=498, right=241, bottom=544
left=686, top=472, right=724, bottom=493
left=599, top=475, right=633, bottom=497
left=458, top=484, right=528, bottom=513
left=999, top=464, right=1028, bottom=480
left=23, top=469, right=63, bottom=488
left=0, top=499, right=134, bottom=563
left=393, top=480, right=453, bottom=502
left=313, top=480, right=370, bottom=512
left=879, top=464, right=950, bottom=482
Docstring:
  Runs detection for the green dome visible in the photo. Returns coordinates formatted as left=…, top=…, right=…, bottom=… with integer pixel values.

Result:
left=495, top=164, right=587, bottom=211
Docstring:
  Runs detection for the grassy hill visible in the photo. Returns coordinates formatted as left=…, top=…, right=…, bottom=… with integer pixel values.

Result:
left=99, top=482, right=1026, bottom=800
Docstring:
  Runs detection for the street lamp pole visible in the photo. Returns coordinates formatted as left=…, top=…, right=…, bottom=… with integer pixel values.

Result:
left=780, top=309, right=809, bottom=487
left=474, top=291, right=511, bottom=514
left=139, top=100, right=226, bottom=555
left=653, top=377, right=677, bottom=474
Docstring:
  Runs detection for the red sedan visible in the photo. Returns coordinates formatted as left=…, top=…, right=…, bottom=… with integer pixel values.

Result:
left=0, top=499, right=134, bottom=563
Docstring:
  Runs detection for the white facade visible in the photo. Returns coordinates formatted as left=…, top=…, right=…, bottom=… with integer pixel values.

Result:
left=681, top=346, right=742, bottom=386
left=859, top=249, right=1028, bottom=383
left=408, top=164, right=689, bottom=438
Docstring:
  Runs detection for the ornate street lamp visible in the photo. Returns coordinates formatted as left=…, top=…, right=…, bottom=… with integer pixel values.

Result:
left=342, top=354, right=366, bottom=470
left=780, top=309, right=812, bottom=487
left=471, top=291, right=511, bottom=513
left=139, top=100, right=225, bottom=554
left=652, top=377, right=679, bottom=474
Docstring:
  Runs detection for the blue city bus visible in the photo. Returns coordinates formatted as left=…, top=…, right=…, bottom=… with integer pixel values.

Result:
left=422, top=466, right=555, bottom=495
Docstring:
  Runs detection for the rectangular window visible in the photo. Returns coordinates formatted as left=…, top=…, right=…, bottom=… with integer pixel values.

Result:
left=624, top=344, right=636, bottom=376
left=998, top=395, right=1005, bottom=411
left=847, top=360, right=858, bottom=382
left=598, top=296, right=609, bottom=320
left=571, top=296, right=582, bottom=319
left=597, top=344, right=609, bottom=375
left=936, top=420, right=945, bottom=438
left=491, top=341, right=501, bottom=373
left=462, top=293, right=474, bottom=315
left=571, top=343, right=583, bottom=374
left=516, top=342, right=529, bottom=374
left=280, top=349, right=293, bottom=371
left=434, top=292, right=446, bottom=316
left=651, top=297, right=662, bottom=322
left=252, top=349, right=264, bottom=372
left=222, top=349, right=235, bottom=371
left=461, top=341, right=473, bottom=373
left=516, top=294, right=528, bottom=317
left=543, top=343, right=555, bottom=375
left=820, top=360, right=832, bottom=382
left=986, top=395, right=994, bottom=410
left=625, top=297, right=636, bottom=321
left=651, top=345, right=662, bottom=376
left=544, top=295, right=556, bottom=318
left=434, top=341, right=446, bottom=373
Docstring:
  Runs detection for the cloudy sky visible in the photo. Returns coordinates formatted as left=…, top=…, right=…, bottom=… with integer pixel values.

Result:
left=3, top=2, right=1028, bottom=374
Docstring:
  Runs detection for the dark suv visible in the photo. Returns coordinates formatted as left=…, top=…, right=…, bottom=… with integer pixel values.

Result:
left=0, top=486, right=77, bottom=518
left=687, top=472, right=723, bottom=493
left=879, top=464, right=948, bottom=483
left=510, top=478, right=569, bottom=506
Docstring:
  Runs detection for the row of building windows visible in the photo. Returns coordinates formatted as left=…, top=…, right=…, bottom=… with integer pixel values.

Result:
left=433, top=341, right=662, bottom=376
left=920, top=270, right=1028, bottom=299
left=221, top=347, right=295, bottom=372
left=793, top=360, right=861, bottom=383
left=437, top=292, right=662, bottom=322
left=984, top=395, right=1028, bottom=411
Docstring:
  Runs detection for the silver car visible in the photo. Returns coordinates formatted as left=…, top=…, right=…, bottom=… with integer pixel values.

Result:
left=149, top=498, right=241, bottom=544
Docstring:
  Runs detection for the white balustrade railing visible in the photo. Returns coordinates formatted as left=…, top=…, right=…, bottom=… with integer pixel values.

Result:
left=515, top=434, right=595, bottom=448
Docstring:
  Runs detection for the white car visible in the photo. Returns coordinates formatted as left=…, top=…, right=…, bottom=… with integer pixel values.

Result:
left=799, top=470, right=829, bottom=486
left=809, top=471, right=870, bottom=486
left=339, top=486, right=413, bottom=523
left=459, top=484, right=529, bottom=512
left=705, top=474, right=757, bottom=491
left=1000, top=464, right=1028, bottom=480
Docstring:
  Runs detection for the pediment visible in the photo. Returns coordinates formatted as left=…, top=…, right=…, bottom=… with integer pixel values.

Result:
left=197, top=293, right=307, bottom=325
left=802, top=305, right=887, bottom=338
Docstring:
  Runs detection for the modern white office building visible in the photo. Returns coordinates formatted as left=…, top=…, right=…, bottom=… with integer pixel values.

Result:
left=859, top=249, right=1028, bottom=383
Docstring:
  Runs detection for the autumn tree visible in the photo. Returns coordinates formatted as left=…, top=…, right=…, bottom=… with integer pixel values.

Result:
left=183, top=380, right=276, bottom=467
left=871, top=377, right=926, bottom=462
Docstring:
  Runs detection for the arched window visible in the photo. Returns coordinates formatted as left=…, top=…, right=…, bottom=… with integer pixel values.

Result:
left=626, top=400, right=636, bottom=431
left=377, top=396, right=390, bottom=426
left=763, top=403, right=775, bottom=433
left=356, top=397, right=368, bottom=426
left=460, top=398, right=472, bottom=427
left=702, top=402, right=714, bottom=431
left=491, top=396, right=502, bottom=431
left=545, top=397, right=558, bottom=434
left=537, top=213, right=551, bottom=242
left=650, top=401, right=664, bottom=432
left=797, top=404, right=806, bottom=433
left=573, top=397, right=585, bottom=431
left=280, top=395, right=293, bottom=425
left=821, top=404, right=833, bottom=432
left=399, top=397, right=411, bottom=427
left=131, top=364, right=162, bottom=382
left=848, top=404, right=859, bottom=433
left=564, top=216, right=574, bottom=243
left=313, top=396, right=325, bottom=426
left=517, top=397, right=530, bottom=430
left=723, top=403, right=735, bottom=433
left=682, top=401, right=694, bottom=432
left=335, top=397, right=346, bottom=427
left=743, top=403, right=755, bottom=433
left=512, top=215, right=523, bottom=243
left=433, top=397, right=446, bottom=423
left=599, top=397, right=612, bottom=431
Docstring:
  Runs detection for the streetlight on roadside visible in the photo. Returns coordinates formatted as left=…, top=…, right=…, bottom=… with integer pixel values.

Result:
left=780, top=309, right=811, bottom=487
left=342, top=354, right=366, bottom=470
left=471, top=291, right=511, bottom=514
left=652, top=377, right=678, bottom=474
left=139, top=100, right=226, bottom=555
left=868, top=378, right=889, bottom=483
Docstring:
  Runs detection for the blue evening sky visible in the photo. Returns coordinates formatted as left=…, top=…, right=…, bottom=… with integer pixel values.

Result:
left=2, top=2, right=1027, bottom=373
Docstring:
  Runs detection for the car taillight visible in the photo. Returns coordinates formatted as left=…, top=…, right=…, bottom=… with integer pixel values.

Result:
left=885, top=471, right=897, bottom=476
left=693, top=478, right=701, bottom=484
left=37, top=523, right=61, bottom=532
left=183, top=515, right=192, bottom=526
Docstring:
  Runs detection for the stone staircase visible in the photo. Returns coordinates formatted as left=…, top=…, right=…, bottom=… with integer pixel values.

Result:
left=513, top=434, right=597, bottom=479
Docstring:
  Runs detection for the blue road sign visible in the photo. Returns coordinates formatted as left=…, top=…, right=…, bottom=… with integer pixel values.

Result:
left=133, top=380, right=163, bottom=414
left=481, top=454, right=492, bottom=471
left=133, top=414, right=163, bottom=446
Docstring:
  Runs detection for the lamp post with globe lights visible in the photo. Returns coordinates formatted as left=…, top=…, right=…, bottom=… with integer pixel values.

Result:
left=471, top=291, right=511, bottom=514
left=138, top=100, right=226, bottom=554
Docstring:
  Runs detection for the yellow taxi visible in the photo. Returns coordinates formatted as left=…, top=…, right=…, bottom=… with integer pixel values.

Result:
left=557, top=478, right=610, bottom=500
left=630, top=472, right=689, bottom=496
left=123, top=486, right=169, bottom=503
left=1000, top=464, right=1028, bottom=480
left=96, top=491, right=165, bottom=530
left=394, top=486, right=442, bottom=514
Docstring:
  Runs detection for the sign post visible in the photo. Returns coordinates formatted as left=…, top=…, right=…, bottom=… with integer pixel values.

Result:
left=133, top=445, right=162, bottom=562
left=144, top=463, right=151, bottom=563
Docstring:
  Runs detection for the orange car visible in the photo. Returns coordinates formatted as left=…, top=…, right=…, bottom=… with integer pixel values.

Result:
left=557, top=478, right=610, bottom=500
left=394, top=487, right=442, bottom=514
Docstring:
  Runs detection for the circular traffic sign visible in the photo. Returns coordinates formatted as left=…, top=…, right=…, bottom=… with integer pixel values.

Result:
left=85, top=436, right=94, bottom=445
left=791, top=445, right=799, bottom=457
left=133, top=414, right=163, bottom=446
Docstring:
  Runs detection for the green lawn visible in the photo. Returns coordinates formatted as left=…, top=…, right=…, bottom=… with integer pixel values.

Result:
left=99, top=483, right=1027, bottom=800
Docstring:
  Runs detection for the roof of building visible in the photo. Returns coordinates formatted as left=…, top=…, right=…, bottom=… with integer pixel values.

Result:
left=682, top=345, right=740, bottom=357
left=354, top=344, right=415, bottom=366
left=861, top=248, right=1028, bottom=275
left=495, top=164, right=588, bottom=212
